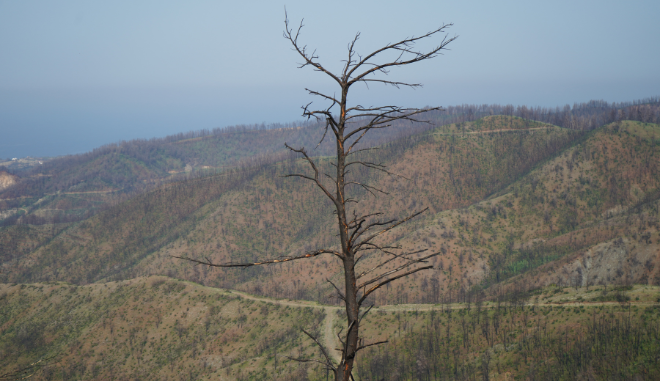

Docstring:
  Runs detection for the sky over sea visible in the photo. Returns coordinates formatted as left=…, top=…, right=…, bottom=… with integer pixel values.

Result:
left=1, top=0, right=659, bottom=159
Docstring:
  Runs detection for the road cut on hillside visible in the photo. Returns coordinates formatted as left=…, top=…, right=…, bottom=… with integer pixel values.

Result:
left=220, top=286, right=658, bottom=368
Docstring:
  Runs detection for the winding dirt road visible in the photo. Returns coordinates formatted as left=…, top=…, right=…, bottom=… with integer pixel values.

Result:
left=226, top=290, right=343, bottom=363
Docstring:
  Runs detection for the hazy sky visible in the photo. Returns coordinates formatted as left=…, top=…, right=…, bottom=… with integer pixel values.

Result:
left=1, top=0, right=659, bottom=158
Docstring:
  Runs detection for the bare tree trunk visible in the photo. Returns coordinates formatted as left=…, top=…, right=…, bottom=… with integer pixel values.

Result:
left=340, top=257, right=359, bottom=380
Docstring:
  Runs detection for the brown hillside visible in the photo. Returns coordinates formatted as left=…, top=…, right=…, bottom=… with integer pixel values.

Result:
left=1, top=117, right=581, bottom=302
left=424, top=120, right=660, bottom=298
left=3, top=119, right=658, bottom=306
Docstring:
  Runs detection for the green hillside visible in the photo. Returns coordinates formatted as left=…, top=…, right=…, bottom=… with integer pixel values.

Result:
left=0, top=277, right=328, bottom=380
left=358, top=285, right=660, bottom=380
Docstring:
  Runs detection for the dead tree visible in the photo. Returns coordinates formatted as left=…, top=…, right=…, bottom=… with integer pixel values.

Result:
left=176, top=14, right=456, bottom=381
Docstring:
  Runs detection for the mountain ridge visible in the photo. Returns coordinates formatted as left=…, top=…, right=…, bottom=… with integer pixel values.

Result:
left=9, top=116, right=656, bottom=302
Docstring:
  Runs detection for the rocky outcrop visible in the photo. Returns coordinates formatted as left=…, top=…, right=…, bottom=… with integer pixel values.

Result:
left=0, top=171, right=18, bottom=191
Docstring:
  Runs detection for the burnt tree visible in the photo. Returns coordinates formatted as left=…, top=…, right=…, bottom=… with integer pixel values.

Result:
left=176, top=14, right=456, bottom=380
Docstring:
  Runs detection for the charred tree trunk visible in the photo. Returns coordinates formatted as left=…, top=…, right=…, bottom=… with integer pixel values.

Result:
left=177, top=12, right=457, bottom=380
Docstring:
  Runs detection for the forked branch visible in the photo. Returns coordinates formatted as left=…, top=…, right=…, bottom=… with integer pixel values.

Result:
left=358, top=263, right=436, bottom=305
left=358, top=251, right=440, bottom=290
left=347, top=24, right=457, bottom=85
left=283, top=12, right=342, bottom=85
left=284, top=143, right=340, bottom=207
left=353, top=208, right=429, bottom=251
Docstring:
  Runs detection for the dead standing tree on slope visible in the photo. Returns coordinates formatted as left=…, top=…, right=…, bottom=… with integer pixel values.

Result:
left=176, top=15, right=456, bottom=380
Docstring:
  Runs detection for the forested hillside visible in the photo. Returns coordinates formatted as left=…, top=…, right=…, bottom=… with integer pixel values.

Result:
left=3, top=115, right=658, bottom=309
left=0, top=277, right=328, bottom=380
left=2, top=277, right=658, bottom=380
left=359, top=285, right=660, bottom=380
left=1, top=98, right=660, bottom=380
left=0, top=117, right=581, bottom=292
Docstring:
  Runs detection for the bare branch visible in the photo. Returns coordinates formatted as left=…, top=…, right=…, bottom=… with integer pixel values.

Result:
left=347, top=211, right=384, bottom=228
left=345, top=147, right=380, bottom=156
left=358, top=264, right=436, bottom=305
left=344, top=161, right=407, bottom=182
left=284, top=143, right=340, bottom=209
left=350, top=220, right=398, bottom=249
left=356, top=247, right=430, bottom=280
left=357, top=340, right=389, bottom=352
left=306, top=88, right=340, bottom=104
left=327, top=278, right=346, bottom=302
left=345, top=181, right=389, bottom=197
left=345, top=125, right=372, bottom=154
left=345, top=104, right=402, bottom=114
left=359, top=304, right=374, bottom=325
left=347, top=214, right=397, bottom=249
left=301, top=328, right=336, bottom=370
left=357, top=79, right=423, bottom=89
left=282, top=355, right=329, bottom=367
left=336, top=326, right=346, bottom=349
left=346, top=24, right=457, bottom=84
left=301, top=104, right=339, bottom=135
left=358, top=251, right=440, bottom=290
left=342, top=32, right=361, bottom=79
left=172, top=248, right=338, bottom=268
left=354, top=243, right=405, bottom=266
left=342, top=320, right=357, bottom=357
left=344, top=107, right=442, bottom=141
left=283, top=11, right=342, bottom=85
left=316, top=123, right=330, bottom=149
left=353, top=208, right=428, bottom=250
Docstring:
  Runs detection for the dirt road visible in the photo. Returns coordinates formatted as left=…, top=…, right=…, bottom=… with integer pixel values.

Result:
left=430, top=126, right=557, bottom=137
left=222, top=288, right=656, bottom=371
left=226, top=290, right=343, bottom=363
